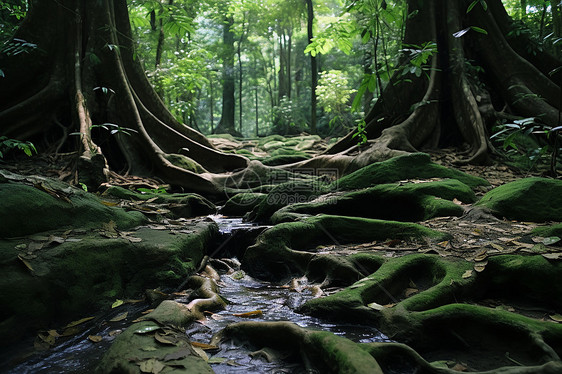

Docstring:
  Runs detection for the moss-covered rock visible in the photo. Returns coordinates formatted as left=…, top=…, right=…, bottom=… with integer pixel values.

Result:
left=213, top=321, right=382, bottom=374
left=220, top=192, right=267, bottom=216
left=533, top=223, right=562, bottom=238
left=476, top=177, right=562, bottom=222
left=0, top=174, right=146, bottom=238
left=0, top=220, right=219, bottom=346
left=272, top=180, right=472, bottom=224
left=299, top=253, right=562, bottom=372
left=104, top=186, right=216, bottom=219
left=164, top=153, right=207, bottom=174
left=242, top=214, right=447, bottom=281
left=97, top=319, right=214, bottom=374
left=332, top=153, right=489, bottom=190
left=98, top=276, right=226, bottom=374
left=261, top=154, right=311, bottom=166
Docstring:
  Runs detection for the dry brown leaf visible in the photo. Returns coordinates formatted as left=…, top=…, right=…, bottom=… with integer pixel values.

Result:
left=462, top=270, right=473, bottom=279
left=542, top=253, right=562, bottom=260
left=109, top=312, right=128, bottom=322
left=404, top=288, right=418, bottom=297
left=489, top=243, right=504, bottom=251
left=18, top=255, right=34, bottom=272
left=232, top=310, right=263, bottom=318
left=474, top=260, right=488, bottom=273
left=474, top=249, right=487, bottom=261
left=65, top=316, right=95, bottom=329
left=191, top=341, right=219, bottom=350
left=88, top=335, right=102, bottom=343
left=154, top=332, right=176, bottom=345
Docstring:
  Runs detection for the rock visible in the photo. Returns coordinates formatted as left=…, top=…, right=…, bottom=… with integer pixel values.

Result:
left=104, top=186, right=216, bottom=219
left=0, top=171, right=146, bottom=238
left=0, top=219, right=219, bottom=346
left=220, top=192, right=267, bottom=216
left=332, top=153, right=489, bottom=190
left=476, top=177, right=562, bottom=222
left=271, top=179, right=473, bottom=224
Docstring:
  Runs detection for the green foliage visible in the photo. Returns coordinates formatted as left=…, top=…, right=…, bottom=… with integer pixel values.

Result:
left=490, top=117, right=561, bottom=172
left=398, top=42, right=438, bottom=79
left=352, top=119, right=368, bottom=146
left=137, top=186, right=168, bottom=194
left=0, top=136, right=37, bottom=158
left=317, top=70, right=356, bottom=115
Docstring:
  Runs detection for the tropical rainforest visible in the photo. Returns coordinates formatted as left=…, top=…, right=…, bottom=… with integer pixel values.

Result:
left=1, top=0, right=562, bottom=373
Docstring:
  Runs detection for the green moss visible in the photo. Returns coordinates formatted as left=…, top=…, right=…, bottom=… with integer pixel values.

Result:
left=0, top=183, right=146, bottom=238
left=272, top=180, right=470, bottom=223
left=332, top=153, right=489, bottom=191
left=97, top=320, right=214, bottom=374
left=306, top=331, right=383, bottom=374
left=221, top=192, right=267, bottom=216
left=164, top=153, right=207, bottom=173
left=261, top=154, right=312, bottom=166
left=476, top=177, right=562, bottom=222
left=242, top=215, right=447, bottom=281
left=533, top=223, right=562, bottom=237
left=104, top=186, right=216, bottom=218
left=0, top=221, right=218, bottom=346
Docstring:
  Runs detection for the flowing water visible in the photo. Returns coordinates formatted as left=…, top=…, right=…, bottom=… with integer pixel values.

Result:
left=1, top=217, right=391, bottom=373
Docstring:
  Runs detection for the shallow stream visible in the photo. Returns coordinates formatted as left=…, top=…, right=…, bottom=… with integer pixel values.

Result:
left=2, top=217, right=390, bottom=373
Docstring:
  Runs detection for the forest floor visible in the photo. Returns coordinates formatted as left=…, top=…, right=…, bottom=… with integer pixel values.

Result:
left=2, top=135, right=562, bottom=373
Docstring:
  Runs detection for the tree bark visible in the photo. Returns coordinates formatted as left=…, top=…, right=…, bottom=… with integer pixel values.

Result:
left=306, top=0, right=317, bottom=134
left=317, top=0, right=560, bottom=170
left=0, top=0, right=247, bottom=196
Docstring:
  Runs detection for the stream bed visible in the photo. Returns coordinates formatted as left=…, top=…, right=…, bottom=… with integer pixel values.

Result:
left=1, top=217, right=391, bottom=373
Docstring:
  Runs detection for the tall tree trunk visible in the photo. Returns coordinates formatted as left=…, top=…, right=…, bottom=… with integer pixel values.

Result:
left=306, top=0, right=317, bottom=134
left=301, top=0, right=560, bottom=173
left=0, top=0, right=247, bottom=195
left=214, top=15, right=239, bottom=136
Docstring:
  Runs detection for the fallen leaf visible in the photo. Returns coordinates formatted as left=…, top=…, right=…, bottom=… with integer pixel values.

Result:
left=542, top=253, right=562, bottom=260
left=88, top=335, right=102, bottom=343
left=232, top=310, right=263, bottom=318
left=489, top=243, right=504, bottom=251
left=404, top=288, right=418, bottom=297
left=164, top=348, right=192, bottom=361
left=191, top=346, right=208, bottom=361
left=512, top=240, right=533, bottom=249
left=18, top=255, right=34, bottom=272
left=367, top=302, right=385, bottom=311
left=154, top=332, right=176, bottom=345
left=134, top=325, right=161, bottom=334
left=543, top=237, right=561, bottom=246
left=474, top=249, right=488, bottom=262
left=474, top=260, right=488, bottom=273
left=108, top=330, right=122, bottom=337
left=208, top=357, right=227, bottom=364
left=65, top=316, right=95, bottom=329
left=139, top=358, right=165, bottom=374
left=462, top=270, right=473, bottom=279
left=549, top=314, right=562, bottom=322
left=191, top=341, right=219, bottom=350
left=141, top=347, right=157, bottom=351
left=109, top=312, right=128, bottom=322
left=112, top=299, right=124, bottom=308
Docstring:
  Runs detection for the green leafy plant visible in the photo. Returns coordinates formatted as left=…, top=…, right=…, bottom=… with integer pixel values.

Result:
left=137, top=186, right=168, bottom=194
left=0, top=136, right=37, bottom=158
left=491, top=117, right=561, bottom=173
left=352, top=119, right=368, bottom=146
